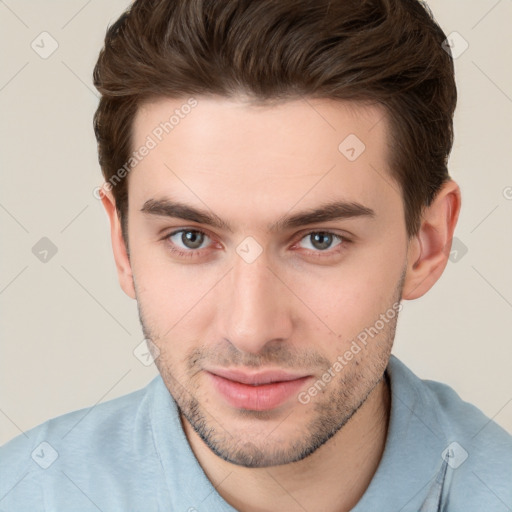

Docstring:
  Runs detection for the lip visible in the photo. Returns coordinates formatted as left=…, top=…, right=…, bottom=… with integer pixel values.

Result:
left=207, top=368, right=309, bottom=385
left=206, top=369, right=312, bottom=411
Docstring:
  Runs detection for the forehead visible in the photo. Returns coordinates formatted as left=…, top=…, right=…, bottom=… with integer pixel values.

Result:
left=133, top=95, right=388, bottom=161
left=128, top=96, right=401, bottom=230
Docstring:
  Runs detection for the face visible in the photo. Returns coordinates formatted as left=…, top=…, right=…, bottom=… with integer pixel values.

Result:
left=124, top=96, right=409, bottom=467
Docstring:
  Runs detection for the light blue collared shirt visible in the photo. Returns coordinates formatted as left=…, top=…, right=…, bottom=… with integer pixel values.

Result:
left=1, top=355, right=511, bottom=511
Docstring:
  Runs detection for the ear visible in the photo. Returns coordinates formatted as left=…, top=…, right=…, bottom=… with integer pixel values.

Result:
left=402, top=180, right=461, bottom=300
left=100, top=190, right=136, bottom=299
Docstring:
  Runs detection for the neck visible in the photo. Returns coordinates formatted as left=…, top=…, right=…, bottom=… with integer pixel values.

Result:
left=182, top=374, right=391, bottom=512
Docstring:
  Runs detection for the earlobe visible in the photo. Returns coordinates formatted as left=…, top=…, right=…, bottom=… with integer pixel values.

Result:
left=100, top=190, right=136, bottom=300
left=402, top=180, right=461, bottom=300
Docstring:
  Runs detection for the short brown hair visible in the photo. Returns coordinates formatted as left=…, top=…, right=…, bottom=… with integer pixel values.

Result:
left=93, top=0, right=456, bottom=239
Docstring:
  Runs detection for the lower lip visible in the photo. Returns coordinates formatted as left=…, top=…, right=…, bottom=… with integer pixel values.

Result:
left=207, top=372, right=311, bottom=411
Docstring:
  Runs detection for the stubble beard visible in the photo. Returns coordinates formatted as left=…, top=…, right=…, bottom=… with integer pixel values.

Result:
left=136, top=272, right=404, bottom=468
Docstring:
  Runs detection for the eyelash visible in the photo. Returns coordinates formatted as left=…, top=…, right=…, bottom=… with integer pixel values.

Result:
left=162, top=228, right=351, bottom=260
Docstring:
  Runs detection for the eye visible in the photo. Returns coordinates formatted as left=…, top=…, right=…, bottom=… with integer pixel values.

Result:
left=298, top=231, right=343, bottom=252
left=162, top=228, right=349, bottom=261
left=167, top=229, right=212, bottom=251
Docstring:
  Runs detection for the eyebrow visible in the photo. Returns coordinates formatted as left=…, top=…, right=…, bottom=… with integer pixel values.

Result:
left=140, top=198, right=375, bottom=233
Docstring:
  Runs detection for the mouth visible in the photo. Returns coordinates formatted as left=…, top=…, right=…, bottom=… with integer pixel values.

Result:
left=205, top=368, right=312, bottom=411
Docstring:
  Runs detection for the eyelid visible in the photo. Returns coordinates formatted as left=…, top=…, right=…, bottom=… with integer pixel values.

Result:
left=162, top=227, right=352, bottom=258
left=165, top=227, right=216, bottom=249
left=163, top=227, right=350, bottom=242
left=292, top=229, right=351, bottom=252
left=297, top=227, right=351, bottom=239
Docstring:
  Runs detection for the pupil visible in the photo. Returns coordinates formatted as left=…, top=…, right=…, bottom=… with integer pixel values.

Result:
left=312, top=232, right=332, bottom=250
left=183, top=231, right=203, bottom=249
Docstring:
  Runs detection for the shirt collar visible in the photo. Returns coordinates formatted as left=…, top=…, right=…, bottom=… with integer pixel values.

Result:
left=148, top=355, right=448, bottom=511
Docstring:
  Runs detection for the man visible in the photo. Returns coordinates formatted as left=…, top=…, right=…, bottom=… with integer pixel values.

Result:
left=1, top=0, right=511, bottom=511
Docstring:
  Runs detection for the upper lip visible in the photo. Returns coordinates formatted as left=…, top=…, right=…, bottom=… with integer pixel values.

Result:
left=207, top=368, right=310, bottom=386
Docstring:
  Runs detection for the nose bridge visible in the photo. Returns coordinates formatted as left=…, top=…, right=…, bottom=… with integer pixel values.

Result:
left=222, top=251, right=292, bottom=354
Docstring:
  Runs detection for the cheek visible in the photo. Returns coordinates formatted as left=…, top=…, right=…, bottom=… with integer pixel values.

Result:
left=289, top=249, right=404, bottom=343
left=130, top=221, right=406, bottom=351
left=131, top=248, right=222, bottom=336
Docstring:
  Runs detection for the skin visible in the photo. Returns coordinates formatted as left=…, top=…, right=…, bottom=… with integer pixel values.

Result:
left=102, top=96, right=460, bottom=512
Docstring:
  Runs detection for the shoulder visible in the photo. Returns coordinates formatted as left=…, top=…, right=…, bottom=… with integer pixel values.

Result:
left=394, top=357, right=512, bottom=454
left=388, top=355, right=512, bottom=508
left=0, top=377, right=162, bottom=510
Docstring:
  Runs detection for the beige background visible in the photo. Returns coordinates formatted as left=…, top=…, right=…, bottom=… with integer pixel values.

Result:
left=0, top=0, right=511, bottom=445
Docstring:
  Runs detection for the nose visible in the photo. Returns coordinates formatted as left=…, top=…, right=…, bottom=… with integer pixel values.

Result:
left=220, top=250, right=294, bottom=355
